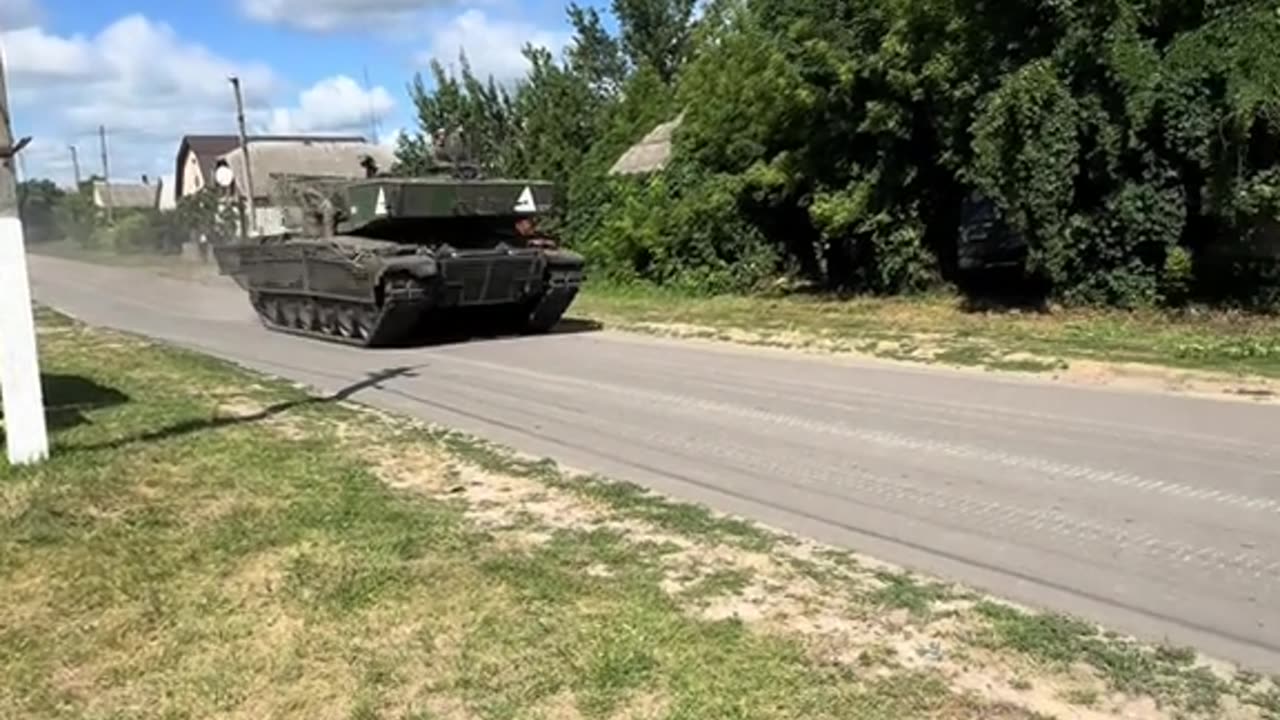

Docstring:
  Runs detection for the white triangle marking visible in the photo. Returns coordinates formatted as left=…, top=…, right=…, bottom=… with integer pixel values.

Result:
left=514, top=186, right=537, bottom=213
left=374, top=188, right=388, bottom=216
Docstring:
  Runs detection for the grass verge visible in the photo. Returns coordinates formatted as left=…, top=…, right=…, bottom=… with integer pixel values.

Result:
left=574, top=284, right=1280, bottom=384
left=3, top=307, right=1277, bottom=719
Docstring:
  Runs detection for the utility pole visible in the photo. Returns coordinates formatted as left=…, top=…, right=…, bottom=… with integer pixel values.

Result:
left=229, top=75, right=256, bottom=238
left=0, top=44, right=51, bottom=465
left=69, top=144, right=81, bottom=188
left=98, top=125, right=113, bottom=224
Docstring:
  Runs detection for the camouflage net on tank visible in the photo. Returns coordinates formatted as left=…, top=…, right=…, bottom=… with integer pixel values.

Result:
left=267, top=174, right=355, bottom=237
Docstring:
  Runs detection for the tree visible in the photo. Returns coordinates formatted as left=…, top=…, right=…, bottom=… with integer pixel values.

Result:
left=566, top=3, right=628, bottom=98
left=612, top=0, right=698, bottom=84
left=16, top=178, right=64, bottom=244
left=396, top=52, right=520, bottom=175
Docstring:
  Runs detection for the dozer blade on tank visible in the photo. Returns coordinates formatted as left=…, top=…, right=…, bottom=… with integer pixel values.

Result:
left=211, top=160, right=585, bottom=348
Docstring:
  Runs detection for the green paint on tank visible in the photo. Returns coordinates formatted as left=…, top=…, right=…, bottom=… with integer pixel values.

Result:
left=211, top=156, right=583, bottom=348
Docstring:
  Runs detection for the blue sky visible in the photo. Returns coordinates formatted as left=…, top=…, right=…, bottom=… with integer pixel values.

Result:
left=1, top=0, right=602, bottom=185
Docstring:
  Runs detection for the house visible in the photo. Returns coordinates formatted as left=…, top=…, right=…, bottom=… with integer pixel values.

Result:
left=212, top=138, right=396, bottom=235
left=91, top=178, right=162, bottom=210
left=157, top=174, right=178, bottom=211
left=173, top=134, right=368, bottom=200
left=609, top=114, right=684, bottom=176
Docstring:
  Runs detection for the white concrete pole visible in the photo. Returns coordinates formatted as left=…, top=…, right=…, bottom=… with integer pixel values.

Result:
left=0, top=42, right=50, bottom=465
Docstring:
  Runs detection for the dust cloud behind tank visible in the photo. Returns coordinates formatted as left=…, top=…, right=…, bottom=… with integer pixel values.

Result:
left=212, top=152, right=585, bottom=348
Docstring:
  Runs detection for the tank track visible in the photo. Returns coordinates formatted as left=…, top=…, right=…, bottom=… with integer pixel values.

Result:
left=524, top=286, right=580, bottom=333
left=248, top=274, right=431, bottom=348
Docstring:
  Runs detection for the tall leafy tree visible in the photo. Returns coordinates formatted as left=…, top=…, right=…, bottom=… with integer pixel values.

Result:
left=611, top=0, right=698, bottom=83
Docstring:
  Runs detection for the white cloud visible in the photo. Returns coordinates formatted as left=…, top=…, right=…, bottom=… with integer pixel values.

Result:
left=268, top=75, right=395, bottom=135
left=0, top=0, right=41, bottom=30
left=0, top=26, right=95, bottom=82
left=2, top=15, right=280, bottom=185
left=239, top=0, right=456, bottom=32
left=416, top=9, right=569, bottom=83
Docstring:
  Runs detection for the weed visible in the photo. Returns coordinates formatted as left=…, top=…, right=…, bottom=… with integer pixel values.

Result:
left=869, top=571, right=952, bottom=616
left=1060, top=687, right=1100, bottom=706
left=680, top=568, right=756, bottom=601
left=975, top=601, right=1230, bottom=713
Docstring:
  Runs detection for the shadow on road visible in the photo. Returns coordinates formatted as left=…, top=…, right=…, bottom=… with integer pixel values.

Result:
left=372, top=315, right=604, bottom=350
left=62, top=366, right=417, bottom=453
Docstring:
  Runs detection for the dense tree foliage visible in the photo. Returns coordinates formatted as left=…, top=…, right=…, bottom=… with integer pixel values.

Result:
left=397, top=0, right=1280, bottom=307
left=17, top=179, right=65, bottom=244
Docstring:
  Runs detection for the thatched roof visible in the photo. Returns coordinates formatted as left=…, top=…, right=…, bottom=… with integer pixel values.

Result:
left=609, top=114, right=684, bottom=176
left=91, top=181, right=161, bottom=209
left=216, top=140, right=396, bottom=201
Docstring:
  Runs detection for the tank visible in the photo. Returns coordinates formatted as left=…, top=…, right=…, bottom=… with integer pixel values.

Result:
left=211, top=157, right=585, bottom=347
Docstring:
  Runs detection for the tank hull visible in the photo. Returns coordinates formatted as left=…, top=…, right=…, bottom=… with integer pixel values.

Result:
left=214, top=238, right=584, bottom=347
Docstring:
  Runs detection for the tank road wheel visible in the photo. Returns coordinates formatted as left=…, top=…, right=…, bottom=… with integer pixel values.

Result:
left=355, top=306, right=378, bottom=342
left=253, top=293, right=281, bottom=329
left=279, top=298, right=299, bottom=328
left=317, top=303, right=338, bottom=337
left=336, top=305, right=361, bottom=340
left=298, top=301, right=317, bottom=332
left=250, top=292, right=267, bottom=322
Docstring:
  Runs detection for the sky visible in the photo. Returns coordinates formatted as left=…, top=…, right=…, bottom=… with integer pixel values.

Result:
left=0, top=0, right=597, bottom=186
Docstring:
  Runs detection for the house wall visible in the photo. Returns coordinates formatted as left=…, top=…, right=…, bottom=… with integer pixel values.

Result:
left=181, top=152, right=205, bottom=196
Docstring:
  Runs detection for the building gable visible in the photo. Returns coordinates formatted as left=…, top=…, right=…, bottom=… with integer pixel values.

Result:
left=174, top=133, right=369, bottom=199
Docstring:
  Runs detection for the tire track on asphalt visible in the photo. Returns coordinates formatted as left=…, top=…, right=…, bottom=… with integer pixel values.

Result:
left=419, top=366, right=1279, bottom=587
left=432, top=353, right=1280, bottom=516
left=554, top=337, right=1279, bottom=462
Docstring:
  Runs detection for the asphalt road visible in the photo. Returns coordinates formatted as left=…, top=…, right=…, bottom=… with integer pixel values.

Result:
left=27, top=253, right=1280, bottom=672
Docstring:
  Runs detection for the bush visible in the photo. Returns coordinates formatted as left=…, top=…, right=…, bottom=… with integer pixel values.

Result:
left=581, top=164, right=778, bottom=294
left=1160, top=245, right=1195, bottom=306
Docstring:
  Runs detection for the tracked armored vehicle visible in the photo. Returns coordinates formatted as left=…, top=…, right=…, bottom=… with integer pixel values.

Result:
left=212, top=160, right=585, bottom=347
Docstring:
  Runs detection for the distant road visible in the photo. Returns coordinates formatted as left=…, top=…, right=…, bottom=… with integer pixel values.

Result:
left=28, top=253, right=1280, bottom=672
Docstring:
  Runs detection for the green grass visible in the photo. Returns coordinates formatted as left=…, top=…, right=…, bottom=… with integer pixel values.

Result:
left=677, top=568, right=757, bottom=602
left=575, top=283, right=1280, bottom=379
left=868, top=571, right=954, bottom=617
left=4, top=308, right=1049, bottom=720
left=972, top=601, right=1242, bottom=714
